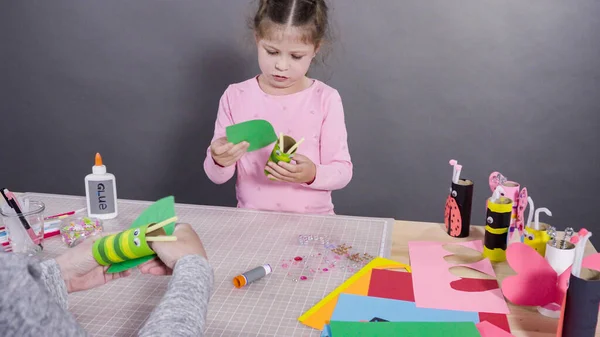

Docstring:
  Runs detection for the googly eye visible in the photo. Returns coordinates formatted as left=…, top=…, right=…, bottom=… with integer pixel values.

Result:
left=528, top=235, right=534, bottom=240
left=133, top=228, right=140, bottom=236
left=487, top=216, right=493, bottom=224
left=133, top=238, right=141, bottom=247
left=275, top=150, right=281, bottom=155
left=451, top=190, right=457, bottom=197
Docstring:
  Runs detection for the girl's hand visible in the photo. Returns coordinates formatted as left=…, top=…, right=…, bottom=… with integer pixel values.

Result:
left=264, top=154, right=316, bottom=184
left=210, top=137, right=249, bottom=167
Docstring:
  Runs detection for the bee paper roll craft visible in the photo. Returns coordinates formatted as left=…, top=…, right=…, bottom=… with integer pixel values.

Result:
left=444, top=160, right=473, bottom=238
left=264, top=133, right=304, bottom=177
left=226, top=119, right=278, bottom=152
left=96, top=196, right=178, bottom=273
left=489, top=172, right=528, bottom=242
left=523, top=197, right=552, bottom=256
left=483, top=186, right=512, bottom=262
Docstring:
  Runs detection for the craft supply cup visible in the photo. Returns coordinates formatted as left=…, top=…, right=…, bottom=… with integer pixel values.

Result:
left=265, top=135, right=297, bottom=176
left=0, top=200, right=45, bottom=255
left=545, top=240, right=576, bottom=275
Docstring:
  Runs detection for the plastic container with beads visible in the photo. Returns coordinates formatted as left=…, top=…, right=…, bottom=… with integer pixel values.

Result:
left=60, top=217, right=103, bottom=247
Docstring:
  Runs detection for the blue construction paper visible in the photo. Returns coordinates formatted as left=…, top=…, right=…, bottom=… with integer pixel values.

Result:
left=331, top=294, right=480, bottom=323
left=320, top=324, right=332, bottom=337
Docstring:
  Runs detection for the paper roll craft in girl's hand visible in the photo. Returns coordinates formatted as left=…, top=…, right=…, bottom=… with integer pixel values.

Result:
left=93, top=196, right=178, bottom=273
left=264, top=133, right=305, bottom=177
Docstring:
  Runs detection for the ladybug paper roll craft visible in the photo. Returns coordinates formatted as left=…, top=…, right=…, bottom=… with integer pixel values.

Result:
left=558, top=230, right=600, bottom=337
left=264, top=133, right=304, bottom=176
left=489, top=172, right=528, bottom=242
left=92, top=218, right=177, bottom=266
left=483, top=187, right=512, bottom=262
left=444, top=160, right=473, bottom=238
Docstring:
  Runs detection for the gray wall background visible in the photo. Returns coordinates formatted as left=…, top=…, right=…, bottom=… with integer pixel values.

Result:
left=1, top=1, right=599, bottom=244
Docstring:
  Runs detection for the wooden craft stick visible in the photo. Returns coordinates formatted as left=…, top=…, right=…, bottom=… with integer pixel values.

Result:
left=279, top=133, right=283, bottom=152
left=286, top=138, right=304, bottom=154
left=146, top=236, right=178, bottom=242
left=146, top=216, right=178, bottom=233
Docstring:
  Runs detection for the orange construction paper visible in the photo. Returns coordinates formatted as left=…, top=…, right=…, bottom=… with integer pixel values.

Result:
left=298, top=257, right=410, bottom=330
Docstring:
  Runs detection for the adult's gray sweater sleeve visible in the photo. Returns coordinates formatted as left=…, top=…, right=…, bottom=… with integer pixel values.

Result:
left=0, top=252, right=213, bottom=337
left=138, top=254, right=214, bottom=337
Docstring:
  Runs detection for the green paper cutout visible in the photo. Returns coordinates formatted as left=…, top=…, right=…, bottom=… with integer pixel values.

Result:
left=328, top=321, right=481, bottom=337
left=226, top=119, right=277, bottom=152
left=105, top=196, right=177, bottom=273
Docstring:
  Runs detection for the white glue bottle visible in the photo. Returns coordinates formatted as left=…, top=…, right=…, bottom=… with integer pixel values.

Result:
left=85, top=152, right=118, bottom=219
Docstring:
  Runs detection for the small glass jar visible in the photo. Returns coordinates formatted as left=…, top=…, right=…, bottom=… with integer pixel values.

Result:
left=59, top=216, right=103, bottom=247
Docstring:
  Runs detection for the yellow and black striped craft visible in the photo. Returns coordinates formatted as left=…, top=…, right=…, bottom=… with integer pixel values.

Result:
left=483, top=196, right=513, bottom=262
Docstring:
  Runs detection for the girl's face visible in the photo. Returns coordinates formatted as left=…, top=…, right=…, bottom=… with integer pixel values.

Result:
left=256, top=26, right=318, bottom=95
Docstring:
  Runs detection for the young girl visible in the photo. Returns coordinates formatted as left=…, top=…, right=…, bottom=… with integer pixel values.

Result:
left=203, top=0, right=352, bottom=215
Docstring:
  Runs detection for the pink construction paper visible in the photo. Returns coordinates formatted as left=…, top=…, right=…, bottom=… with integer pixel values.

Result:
left=476, top=321, right=515, bottom=337
left=408, top=240, right=510, bottom=314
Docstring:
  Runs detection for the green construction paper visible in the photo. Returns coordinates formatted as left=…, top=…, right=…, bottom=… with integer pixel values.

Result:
left=105, top=196, right=177, bottom=273
left=328, top=321, right=481, bottom=337
left=226, top=119, right=277, bottom=152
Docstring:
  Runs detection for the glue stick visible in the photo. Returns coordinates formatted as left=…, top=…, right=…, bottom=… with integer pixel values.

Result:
left=233, top=264, right=272, bottom=288
left=85, top=153, right=118, bottom=219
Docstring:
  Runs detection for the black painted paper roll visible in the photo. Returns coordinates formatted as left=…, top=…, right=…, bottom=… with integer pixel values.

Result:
left=560, top=274, right=600, bottom=337
left=444, top=179, right=474, bottom=238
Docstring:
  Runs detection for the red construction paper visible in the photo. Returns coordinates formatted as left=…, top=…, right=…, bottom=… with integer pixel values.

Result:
left=479, top=312, right=511, bottom=333
left=450, top=278, right=500, bottom=292
left=367, top=269, right=415, bottom=301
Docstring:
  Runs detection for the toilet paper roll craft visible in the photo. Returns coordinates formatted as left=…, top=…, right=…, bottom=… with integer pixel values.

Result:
left=226, top=119, right=278, bottom=152
left=558, top=230, right=600, bottom=337
left=488, top=172, right=528, bottom=242
left=264, top=134, right=304, bottom=177
left=93, top=218, right=177, bottom=267
left=483, top=186, right=512, bottom=262
left=444, top=159, right=473, bottom=238
left=523, top=201, right=552, bottom=256
left=97, top=196, right=178, bottom=273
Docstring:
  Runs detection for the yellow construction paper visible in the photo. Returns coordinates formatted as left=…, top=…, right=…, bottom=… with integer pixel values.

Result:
left=298, top=257, right=411, bottom=330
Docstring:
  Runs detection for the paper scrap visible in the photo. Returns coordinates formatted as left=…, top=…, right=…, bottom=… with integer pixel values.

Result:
left=368, top=269, right=415, bottom=301
left=408, top=240, right=510, bottom=314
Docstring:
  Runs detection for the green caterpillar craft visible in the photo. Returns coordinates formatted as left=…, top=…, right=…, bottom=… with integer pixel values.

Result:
left=94, top=196, right=179, bottom=273
left=264, top=133, right=304, bottom=177
left=92, top=218, right=177, bottom=266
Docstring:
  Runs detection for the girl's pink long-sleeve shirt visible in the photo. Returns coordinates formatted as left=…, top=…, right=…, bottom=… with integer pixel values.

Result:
left=204, top=76, right=352, bottom=215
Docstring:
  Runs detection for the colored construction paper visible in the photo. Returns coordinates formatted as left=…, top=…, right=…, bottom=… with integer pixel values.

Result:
left=298, top=257, right=411, bottom=330
left=367, top=269, right=414, bottom=301
left=331, top=294, right=480, bottom=323
left=106, top=196, right=177, bottom=273
left=408, top=240, right=510, bottom=314
left=225, top=119, right=277, bottom=152
left=329, top=321, right=481, bottom=337
left=476, top=321, right=515, bottom=337
left=478, top=313, right=511, bottom=333
left=450, top=278, right=500, bottom=292
left=320, top=324, right=331, bottom=337
left=501, top=243, right=559, bottom=306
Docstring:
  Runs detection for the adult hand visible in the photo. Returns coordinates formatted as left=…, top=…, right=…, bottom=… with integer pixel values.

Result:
left=264, top=153, right=316, bottom=184
left=138, top=223, right=208, bottom=276
left=210, top=136, right=249, bottom=167
left=55, top=233, right=131, bottom=293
